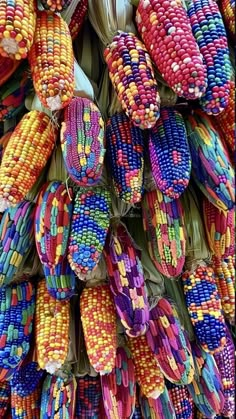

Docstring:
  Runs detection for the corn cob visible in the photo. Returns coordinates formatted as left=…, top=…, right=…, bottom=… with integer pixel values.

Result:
left=104, top=223, right=149, bottom=338
left=213, top=256, right=235, bottom=322
left=128, top=334, right=165, bottom=399
left=0, top=110, right=56, bottom=207
left=68, top=188, right=110, bottom=278
left=35, top=280, right=70, bottom=374
left=149, top=107, right=191, bottom=200
left=187, top=0, right=231, bottom=115
left=40, top=374, right=77, bottom=418
left=0, top=381, right=10, bottom=417
left=80, top=285, right=117, bottom=375
left=185, top=110, right=235, bottom=212
left=68, top=0, right=88, bottom=40
left=146, top=298, right=194, bottom=385
left=0, top=0, right=36, bottom=60
left=203, top=198, right=234, bottom=259
left=182, top=265, right=226, bottom=353
left=75, top=375, right=102, bottom=419
left=0, top=200, right=35, bottom=286
left=105, top=112, right=145, bottom=203
left=43, top=259, right=76, bottom=301
left=214, top=326, right=235, bottom=417
left=101, top=346, right=136, bottom=419
left=104, top=31, right=160, bottom=129
left=139, top=386, right=176, bottom=419
left=11, top=385, right=41, bottom=419
left=0, top=281, right=35, bottom=382
left=220, top=0, right=235, bottom=42
left=187, top=342, right=225, bottom=418
left=0, top=130, right=12, bottom=164
left=40, top=0, right=72, bottom=12
left=10, top=360, right=44, bottom=397
left=61, top=97, right=105, bottom=186
left=0, top=56, right=20, bottom=87
left=142, top=189, right=186, bottom=277
left=135, top=0, right=207, bottom=100
left=28, top=11, right=74, bottom=111
left=166, top=382, right=194, bottom=419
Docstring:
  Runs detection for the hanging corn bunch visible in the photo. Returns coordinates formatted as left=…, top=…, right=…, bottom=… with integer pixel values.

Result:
left=135, top=0, right=207, bottom=100
left=101, top=346, right=136, bottom=419
left=220, top=0, right=235, bottom=42
left=68, top=0, right=88, bottom=40
left=40, top=0, right=72, bottom=12
left=11, top=385, right=41, bottom=419
left=75, top=375, right=102, bottom=418
left=0, top=0, right=36, bottom=60
left=187, top=0, right=231, bottom=114
left=0, top=281, right=35, bottom=381
left=43, top=259, right=76, bottom=301
left=167, top=382, right=194, bottom=419
left=35, top=280, right=70, bottom=374
left=213, top=256, right=235, bottom=322
left=104, top=31, right=160, bottom=129
left=0, top=110, right=56, bottom=208
left=0, top=56, right=20, bottom=87
left=139, top=386, right=176, bottom=419
left=0, top=381, right=10, bottom=416
left=146, top=298, right=194, bottom=385
left=104, top=223, right=149, bottom=338
left=10, top=359, right=44, bottom=397
left=28, top=11, right=74, bottom=111
left=60, top=97, right=105, bottom=186
left=149, top=107, right=191, bottom=200
left=142, top=189, right=186, bottom=277
left=0, top=200, right=35, bottom=286
left=68, top=187, right=111, bottom=279
left=185, top=110, right=234, bottom=212
left=105, top=112, right=145, bottom=203
left=80, top=284, right=117, bottom=375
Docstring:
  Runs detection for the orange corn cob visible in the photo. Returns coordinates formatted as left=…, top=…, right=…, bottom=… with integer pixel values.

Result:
left=11, top=386, right=41, bottom=418
left=213, top=256, right=235, bottom=322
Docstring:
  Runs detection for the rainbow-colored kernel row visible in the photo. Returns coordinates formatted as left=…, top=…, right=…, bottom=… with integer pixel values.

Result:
left=213, top=256, right=235, bottom=322
left=166, top=382, right=194, bottom=419
left=11, top=385, right=41, bottom=419
left=75, top=375, right=101, bottom=419
left=0, top=381, right=10, bottom=416
left=43, top=259, right=76, bottom=301
left=10, top=360, right=44, bottom=397
left=139, top=386, right=176, bottom=419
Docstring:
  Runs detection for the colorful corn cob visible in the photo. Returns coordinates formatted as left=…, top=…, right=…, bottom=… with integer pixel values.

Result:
left=214, top=327, right=235, bottom=417
left=167, top=382, right=194, bottom=419
left=43, top=259, right=76, bottom=301
left=60, top=97, right=105, bottom=186
left=142, top=189, right=186, bottom=277
left=75, top=375, right=102, bottom=419
left=0, top=56, right=20, bottom=87
left=40, top=374, right=77, bottom=419
left=220, top=0, right=235, bottom=42
left=0, top=110, right=56, bottom=207
left=135, top=0, right=207, bottom=100
left=149, top=107, right=191, bottom=199
left=104, top=31, right=160, bottom=129
left=10, top=360, right=44, bottom=397
left=104, top=223, right=149, bottom=338
left=187, top=342, right=225, bottom=417
left=105, top=112, right=145, bottom=203
left=213, top=256, right=235, bottom=322
left=28, top=11, right=74, bottom=111
left=185, top=110, right=235, bottom=211
left=182, top=265, right=226, bottom=353
left=187, top=0, right=231, bottom=114
left=101, top=346, right=136, bottom=419
left=35, top=280, right=70, bottom=374
left=128, top=333, right=165, bottom=399
left=0, top=0, right=36, bottom=60
left=68, top=188, right=110, bottom=278
left=146, top=298, right=194, bottom=385
left=80, top=284, right=117, bottom=375
left=0, top=281, right=35, bottom=381
left=0, top=381, right=10, bottom=417
left=0, top=200, right=35, bottom=286
left=40, top=0, right=72, bottom=12
left=203, top=198, right=235, bottom=259
left=11, top=386, right=41, bottom=419
left=68, top=0, right=88, bottom=40
left=139, top=386, right=176, bottom=419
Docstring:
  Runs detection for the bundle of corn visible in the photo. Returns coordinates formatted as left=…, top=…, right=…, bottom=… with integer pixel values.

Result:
left=40, top=0, right=72, bottom=12
left=0, top=0, right=36, bottom=60
left=40, top=374, right=77, bottom=418
left=101, top=346, right=136, bottom=419
left=139, top=386, right=176, bottom=419
left=104, top=31, right=160, bottom=129
left=10, top=359, right=44, bottom=397
left=167, top=382, right=194, bottom=419
left=142, top=189, right=186, bottom=277
left=43, top=259, right=76, bottom=300
left=213, top=256, right=235, bottom=322
left=60, top=97, right=105, bottom=186
left=0, top=381, right=10, bottom=416
left=105, top=112, right=145, bottom=203
left=80, top=284, right=117, bottom=374
left=187, top=0, right=231, bottom=114
left=128, top=334, right=165, bottom=398
left=75, top=375, right=102, bottom=418
left=149, top=107, right=191, bottom=200
left=104, top=223, right=149, bottom=338
left=68, top=188, right=111, bottom=278
left=135, top=0, right=207, bottom=100
left=146, top=298, right=194, bottom=385
left=0, top=110, right=56, bottom=208
left=187, top=342, right=225, bottom=417
left=0, top=281, right=35, bottom=381
left=0, top=56, right=20, bottom=87
left=0, top=200, right=35, bottom=286
left=35, top=280, right=70, bottom=374
left=68, top=0, right=88, bottom=40
left=182, top=265, right=226, bottom=353
left=214, top=326, right=235, bottom=417
left=11, top=385, right=41, bottom=419
left=185, top=110, right=234, bottom=212
left=28, top=11, right=74, bottom=111
left=220, top=0, right=235, bottom=42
